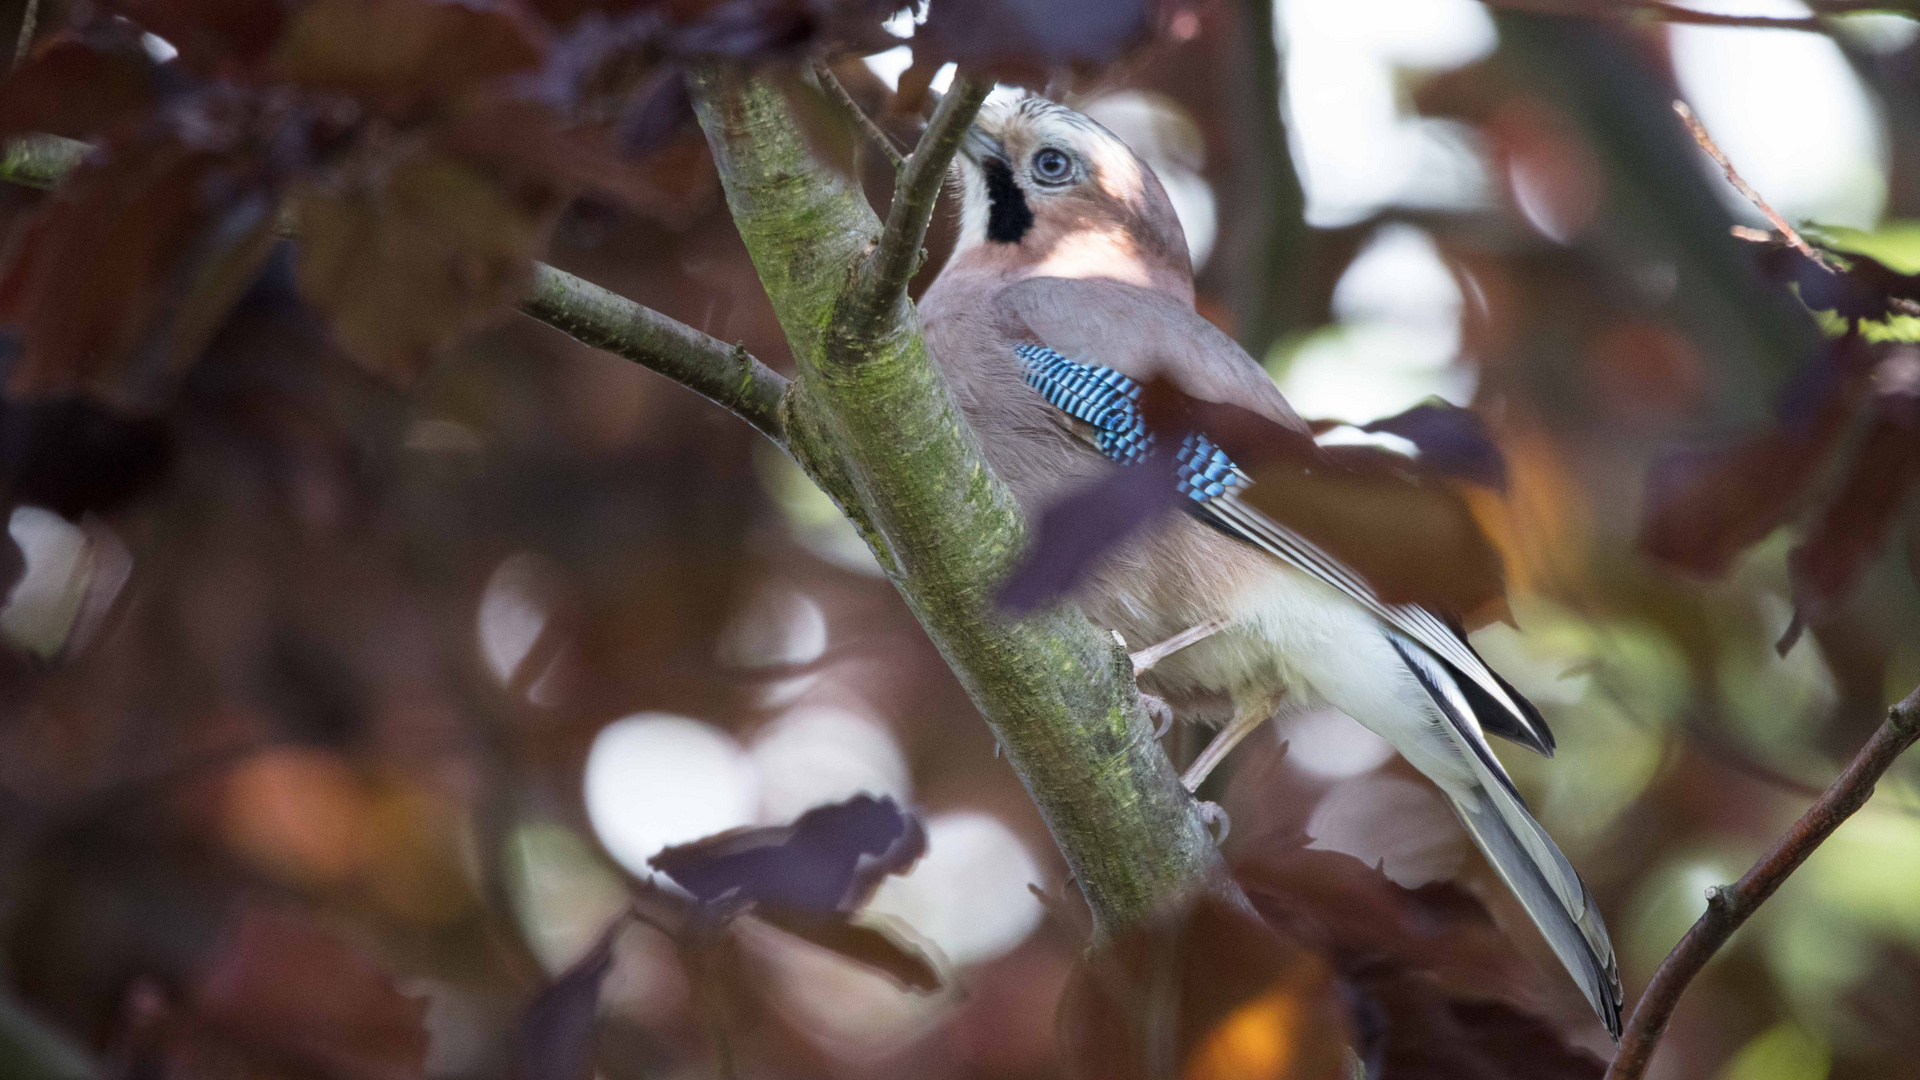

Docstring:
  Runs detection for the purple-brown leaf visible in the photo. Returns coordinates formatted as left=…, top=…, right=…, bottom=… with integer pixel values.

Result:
left=649, top=793, right=926, bottom=914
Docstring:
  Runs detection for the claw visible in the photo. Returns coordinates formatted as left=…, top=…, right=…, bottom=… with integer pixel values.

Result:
left=1195, top=800, right=1231, bottom=844
left=1142, top=693, right=1176, bottom=740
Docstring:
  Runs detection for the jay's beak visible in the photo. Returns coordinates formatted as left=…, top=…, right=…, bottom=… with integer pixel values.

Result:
left=960, top=126, right=1006, bottom=166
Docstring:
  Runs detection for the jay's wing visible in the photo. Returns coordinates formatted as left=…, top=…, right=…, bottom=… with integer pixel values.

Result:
left=1011, top=337, right=1556, bottom=758
left=997, top=277, right=1309, bottom=434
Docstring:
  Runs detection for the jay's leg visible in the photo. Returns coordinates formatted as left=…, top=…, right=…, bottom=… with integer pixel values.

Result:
left=1131, top=617, right=1229, bottom=676
left=1181, top=685, right=1286, bottom=792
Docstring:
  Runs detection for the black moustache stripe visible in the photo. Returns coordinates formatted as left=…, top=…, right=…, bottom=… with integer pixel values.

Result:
left=983, top=158, right=1034, bottom=244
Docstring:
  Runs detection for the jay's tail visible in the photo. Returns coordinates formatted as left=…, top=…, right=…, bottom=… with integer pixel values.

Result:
left=1448, top=781, right=1623, bottom=1039
left=1389, top=631, right=1624, bottom=1039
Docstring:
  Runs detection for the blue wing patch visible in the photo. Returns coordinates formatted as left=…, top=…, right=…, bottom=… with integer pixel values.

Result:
left=1014, top=343, right=1244, bottom=503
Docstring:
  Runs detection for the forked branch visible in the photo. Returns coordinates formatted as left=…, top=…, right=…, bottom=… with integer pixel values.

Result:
left=841, top=69, right=989, bottom=345
left=524, top=264, right=789, bottom=445
left=1605, top=686, right=1920, bottom=1080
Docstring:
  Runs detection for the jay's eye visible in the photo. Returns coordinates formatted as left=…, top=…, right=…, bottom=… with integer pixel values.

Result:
left=1031, top=148, right=1073, bottom=184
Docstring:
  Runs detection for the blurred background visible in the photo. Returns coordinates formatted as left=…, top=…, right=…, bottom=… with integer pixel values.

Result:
left=4, top=0, right=1920, bottom=1078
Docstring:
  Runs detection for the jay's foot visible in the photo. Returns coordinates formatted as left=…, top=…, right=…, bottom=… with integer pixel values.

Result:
left=1142, top=693, right=1176, bottom=740
left=1195, top=800, right=1231, bottom=844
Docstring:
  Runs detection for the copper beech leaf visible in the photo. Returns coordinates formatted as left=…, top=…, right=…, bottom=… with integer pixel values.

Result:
left=994, top=381, right=1513, bottom=624
left=753, top=910, right=942, bottom=992
left=1788, top=403, right=1920, bottom=628
left=292, top=153, right=552, bottom=383
left=1232, top=836, right=1604, bottom=1078
left=269, top=0, right=548, bottom=112
left=0, top=137, right=282, bottom=409
left=1238, top=445, right=1510, bottom=629
left=0, top=23, right=161, bottom=141
left=1640, top=336, right=1872, bottom=579
left=649, top=793, right=927, bottom=913
left=191, top=905, right=429, bottom=1080
left=518, top=921, right=622, bottom=1080
left=648, top=794, right=941, bottom=992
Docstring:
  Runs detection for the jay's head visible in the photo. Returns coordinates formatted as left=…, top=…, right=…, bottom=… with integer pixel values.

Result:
left=949, top=96, right=1192, bottom=296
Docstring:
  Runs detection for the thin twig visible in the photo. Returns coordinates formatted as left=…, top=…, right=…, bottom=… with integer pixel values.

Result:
left=1672, top=100, right=1838, bottom=271
left=1605, top=686, right=1920, bottom=1080
left=522, top=263, right=789, bottom=446
left=841, top=69, right=990, bottom=344
left=12, top=0, right=39, bottom=70
left=810, top=55, right=904, bottom=171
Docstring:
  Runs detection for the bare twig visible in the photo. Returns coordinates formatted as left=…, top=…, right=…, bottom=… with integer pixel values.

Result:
left=840, top=69, right=989, bottom=345
left=12, top=0, right=39, bottom=70
left=810, top=55, right=904, bottom=171
left=523, top=264, right=789, bottom=445
left=1605, top=686, right=1920, bottom=1080
left=1672, top=100, right=1838, bottom=271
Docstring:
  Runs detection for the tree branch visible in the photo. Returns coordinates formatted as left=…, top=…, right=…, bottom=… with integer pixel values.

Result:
left=523, top=264, right=788, bottom=445
left=841, top=69, right=989, bottom=348
left=0, top=135, right=789, bottom=447
left=688, top=64, right=1239, bottom=937
left=1605, top=686, right=1920, bottom=1080
left=809, top=55, right=904, bottom=171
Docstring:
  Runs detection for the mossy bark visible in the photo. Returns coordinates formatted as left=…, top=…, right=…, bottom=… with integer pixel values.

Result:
left=690, top=67, right=1235, bottom=936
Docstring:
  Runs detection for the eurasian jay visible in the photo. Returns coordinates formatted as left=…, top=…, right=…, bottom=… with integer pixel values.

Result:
left=919, top=95, right=1623, bottom=1037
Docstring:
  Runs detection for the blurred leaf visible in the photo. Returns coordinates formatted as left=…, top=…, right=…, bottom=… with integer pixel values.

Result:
left=1233, top=838, right=1602, bottom=1078
left=650, top=793, right=926, bottom=913
left=517, top=918, right=623, bottom=1080
left=1717, top=1021, right=1828, bottom=1080
left=192, top=905, right=429, bottom=1080
left=1787, top=404, right=1920, bottom=632
left=917, top=0, right=1153, bottom=76
left=1362, top=400, right=1509, bottom=493
left=1240, top=445, right=1510, bottom=627
left=997, top=382, right=1510, bottom=622
left=0, top=23, right=162, bottom=141
left=118, top=0, right=291, bottom=71
left=292, top=153, right=551, bottom=382
left=269, top=0, right=548, bottom=111
left=1759, top=239, right=1920, bottom=343
left=753, top=910, right=941, bottom=992
left=0, top=135, right=282, bottom=408
left=438, top=97, right=678, bottom=208
left=0, top=399, right=173, bottom=518
left=1355, top=977, right=1603, bottom=1080
left=1840, top=943, right=1920, bottom=1079
left=996, top=455, right=1182, bottom=614
left=649, top=795, right=943, bottom=992
left=1233, top=837, right=1529, bottom=994
left=1056, top=896, right=1349, bottom=1080
left=1640, top=337, right=1871, bottom=579
left=1803, top=222, right=1920, bottom=275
